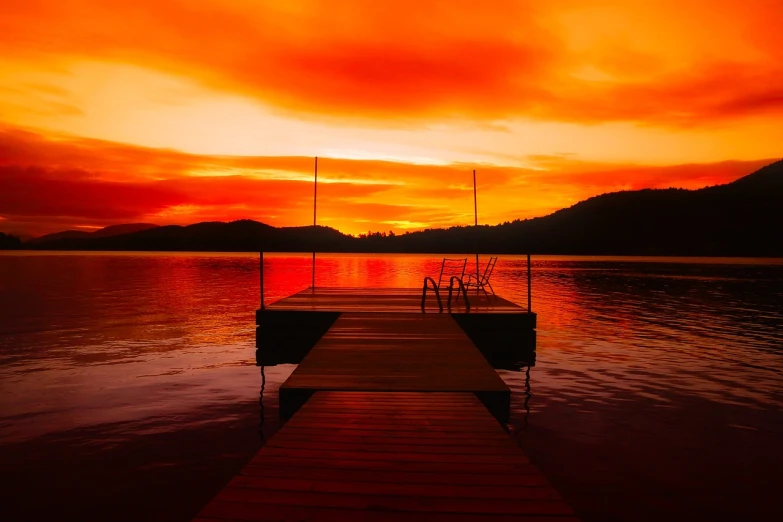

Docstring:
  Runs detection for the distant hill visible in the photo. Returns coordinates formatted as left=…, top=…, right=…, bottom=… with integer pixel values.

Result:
left=376, top=159, right=783, bottom=256
left=28, top=223, right=159, bottom=244
left=0, top=232, right=22, bottom=250
left=27, top=220, right=354, bottom=252
left=20, top=159, right=783, bottom=256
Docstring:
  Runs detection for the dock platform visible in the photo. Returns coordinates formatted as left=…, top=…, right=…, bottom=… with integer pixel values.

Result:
left=256, top=287, right=537, bottom=368
left=279, top=312, right=511, bottom=421
left=194, top=391, right=578, bottom=522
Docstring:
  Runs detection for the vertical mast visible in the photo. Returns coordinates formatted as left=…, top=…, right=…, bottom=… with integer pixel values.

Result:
left=312, top=156, right=318, bottom=291
left=473, top=169, right=479, bottom=288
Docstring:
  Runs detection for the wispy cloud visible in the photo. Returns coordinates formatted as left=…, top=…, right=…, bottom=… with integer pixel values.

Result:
left=0, top=125, right=775, bottom=236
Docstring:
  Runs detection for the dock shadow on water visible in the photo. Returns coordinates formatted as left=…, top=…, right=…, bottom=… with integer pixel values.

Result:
left=258, top=366, right=266, bottom=443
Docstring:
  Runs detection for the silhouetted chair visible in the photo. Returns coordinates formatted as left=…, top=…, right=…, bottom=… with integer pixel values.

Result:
left=465, top=256, right=498, bottom=300
left=421, top=258, right=469, bottom=311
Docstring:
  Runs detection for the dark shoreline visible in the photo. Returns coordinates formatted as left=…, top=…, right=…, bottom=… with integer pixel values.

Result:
left=3, top=249, right=783, bottom=262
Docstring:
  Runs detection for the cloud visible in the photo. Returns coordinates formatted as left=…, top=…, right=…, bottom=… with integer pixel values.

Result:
left=2, top=1, right=781, bottom=127
left=0, top=125, right=776, bottom=237
left=0, top=165, right=183, bottom=219
left=553, top=61, right=783, bottom=126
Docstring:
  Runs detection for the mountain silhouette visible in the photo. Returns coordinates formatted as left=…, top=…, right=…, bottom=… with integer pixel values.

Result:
left=17, top=159, right=783, bottom=256
left=27, top=220, right=352, bottom=252
left=28, top=223, right=159, bottom=244
left=0, top=232, right=22, bottom=250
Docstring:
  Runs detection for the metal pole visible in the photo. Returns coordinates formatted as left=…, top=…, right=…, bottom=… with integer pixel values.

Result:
left=312, top=156, right=318, bottom=291
left=260, top=249, right=264, bottom=310
left=473, top=169, right=479, bottom=291
left=527, top=253, right=532, bottom=312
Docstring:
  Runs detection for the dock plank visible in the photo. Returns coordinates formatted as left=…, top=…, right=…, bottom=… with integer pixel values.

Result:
left=195, top=392, right=577, bottom=521
left=279, top=313, right=511, bottom=420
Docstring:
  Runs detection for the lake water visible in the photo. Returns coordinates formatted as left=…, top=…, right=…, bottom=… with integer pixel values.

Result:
left=1, top=252, right=781, bottom=521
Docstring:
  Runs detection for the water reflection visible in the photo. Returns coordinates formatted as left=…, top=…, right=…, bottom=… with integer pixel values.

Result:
left=1, top=252, right=782, bottom=522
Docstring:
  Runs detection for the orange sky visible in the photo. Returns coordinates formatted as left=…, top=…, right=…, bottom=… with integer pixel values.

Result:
left=1, top=0, right=781, bottom=237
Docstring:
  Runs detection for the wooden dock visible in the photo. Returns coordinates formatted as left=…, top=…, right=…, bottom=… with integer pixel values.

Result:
left=278, top=312, right=510, bottom=421
left=194, top=391, right=578, bottom=522
left=191, top=285, right=578, bottom=521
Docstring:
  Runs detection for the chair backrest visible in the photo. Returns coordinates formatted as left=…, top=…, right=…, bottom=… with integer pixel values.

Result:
left=479, top=256, right=498, bottom=284
left=438, top=258, right=467, bottom=287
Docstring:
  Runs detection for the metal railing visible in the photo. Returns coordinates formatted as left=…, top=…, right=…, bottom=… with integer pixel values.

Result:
left=447, top=276, right=470, bottom=310
left=420, top=276, right=443, bottom=311
left=421, top=275, right=471, bottom=312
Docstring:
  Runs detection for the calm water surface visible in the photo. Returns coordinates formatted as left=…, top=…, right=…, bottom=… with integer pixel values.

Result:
left=1, top=252, right=781, bottom=521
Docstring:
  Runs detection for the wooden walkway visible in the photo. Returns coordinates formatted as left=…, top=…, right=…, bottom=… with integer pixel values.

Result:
left=278, top=313, right=510, bottom=420
left=265, top=287, right=529, bottom=314
left=194, top=391, right=578, bottom=522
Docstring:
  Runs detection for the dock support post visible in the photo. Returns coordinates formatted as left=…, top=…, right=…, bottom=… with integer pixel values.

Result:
left=260, top=250, right=264, bottom=310
left=527, top=253, right=531, bottom=313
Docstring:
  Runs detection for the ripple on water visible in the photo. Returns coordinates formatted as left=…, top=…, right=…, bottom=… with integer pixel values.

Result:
left=0, top=252, right=781, bottom=521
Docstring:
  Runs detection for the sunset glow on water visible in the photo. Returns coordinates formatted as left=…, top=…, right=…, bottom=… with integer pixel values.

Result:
left=1, top=252, right=781, bottom=520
